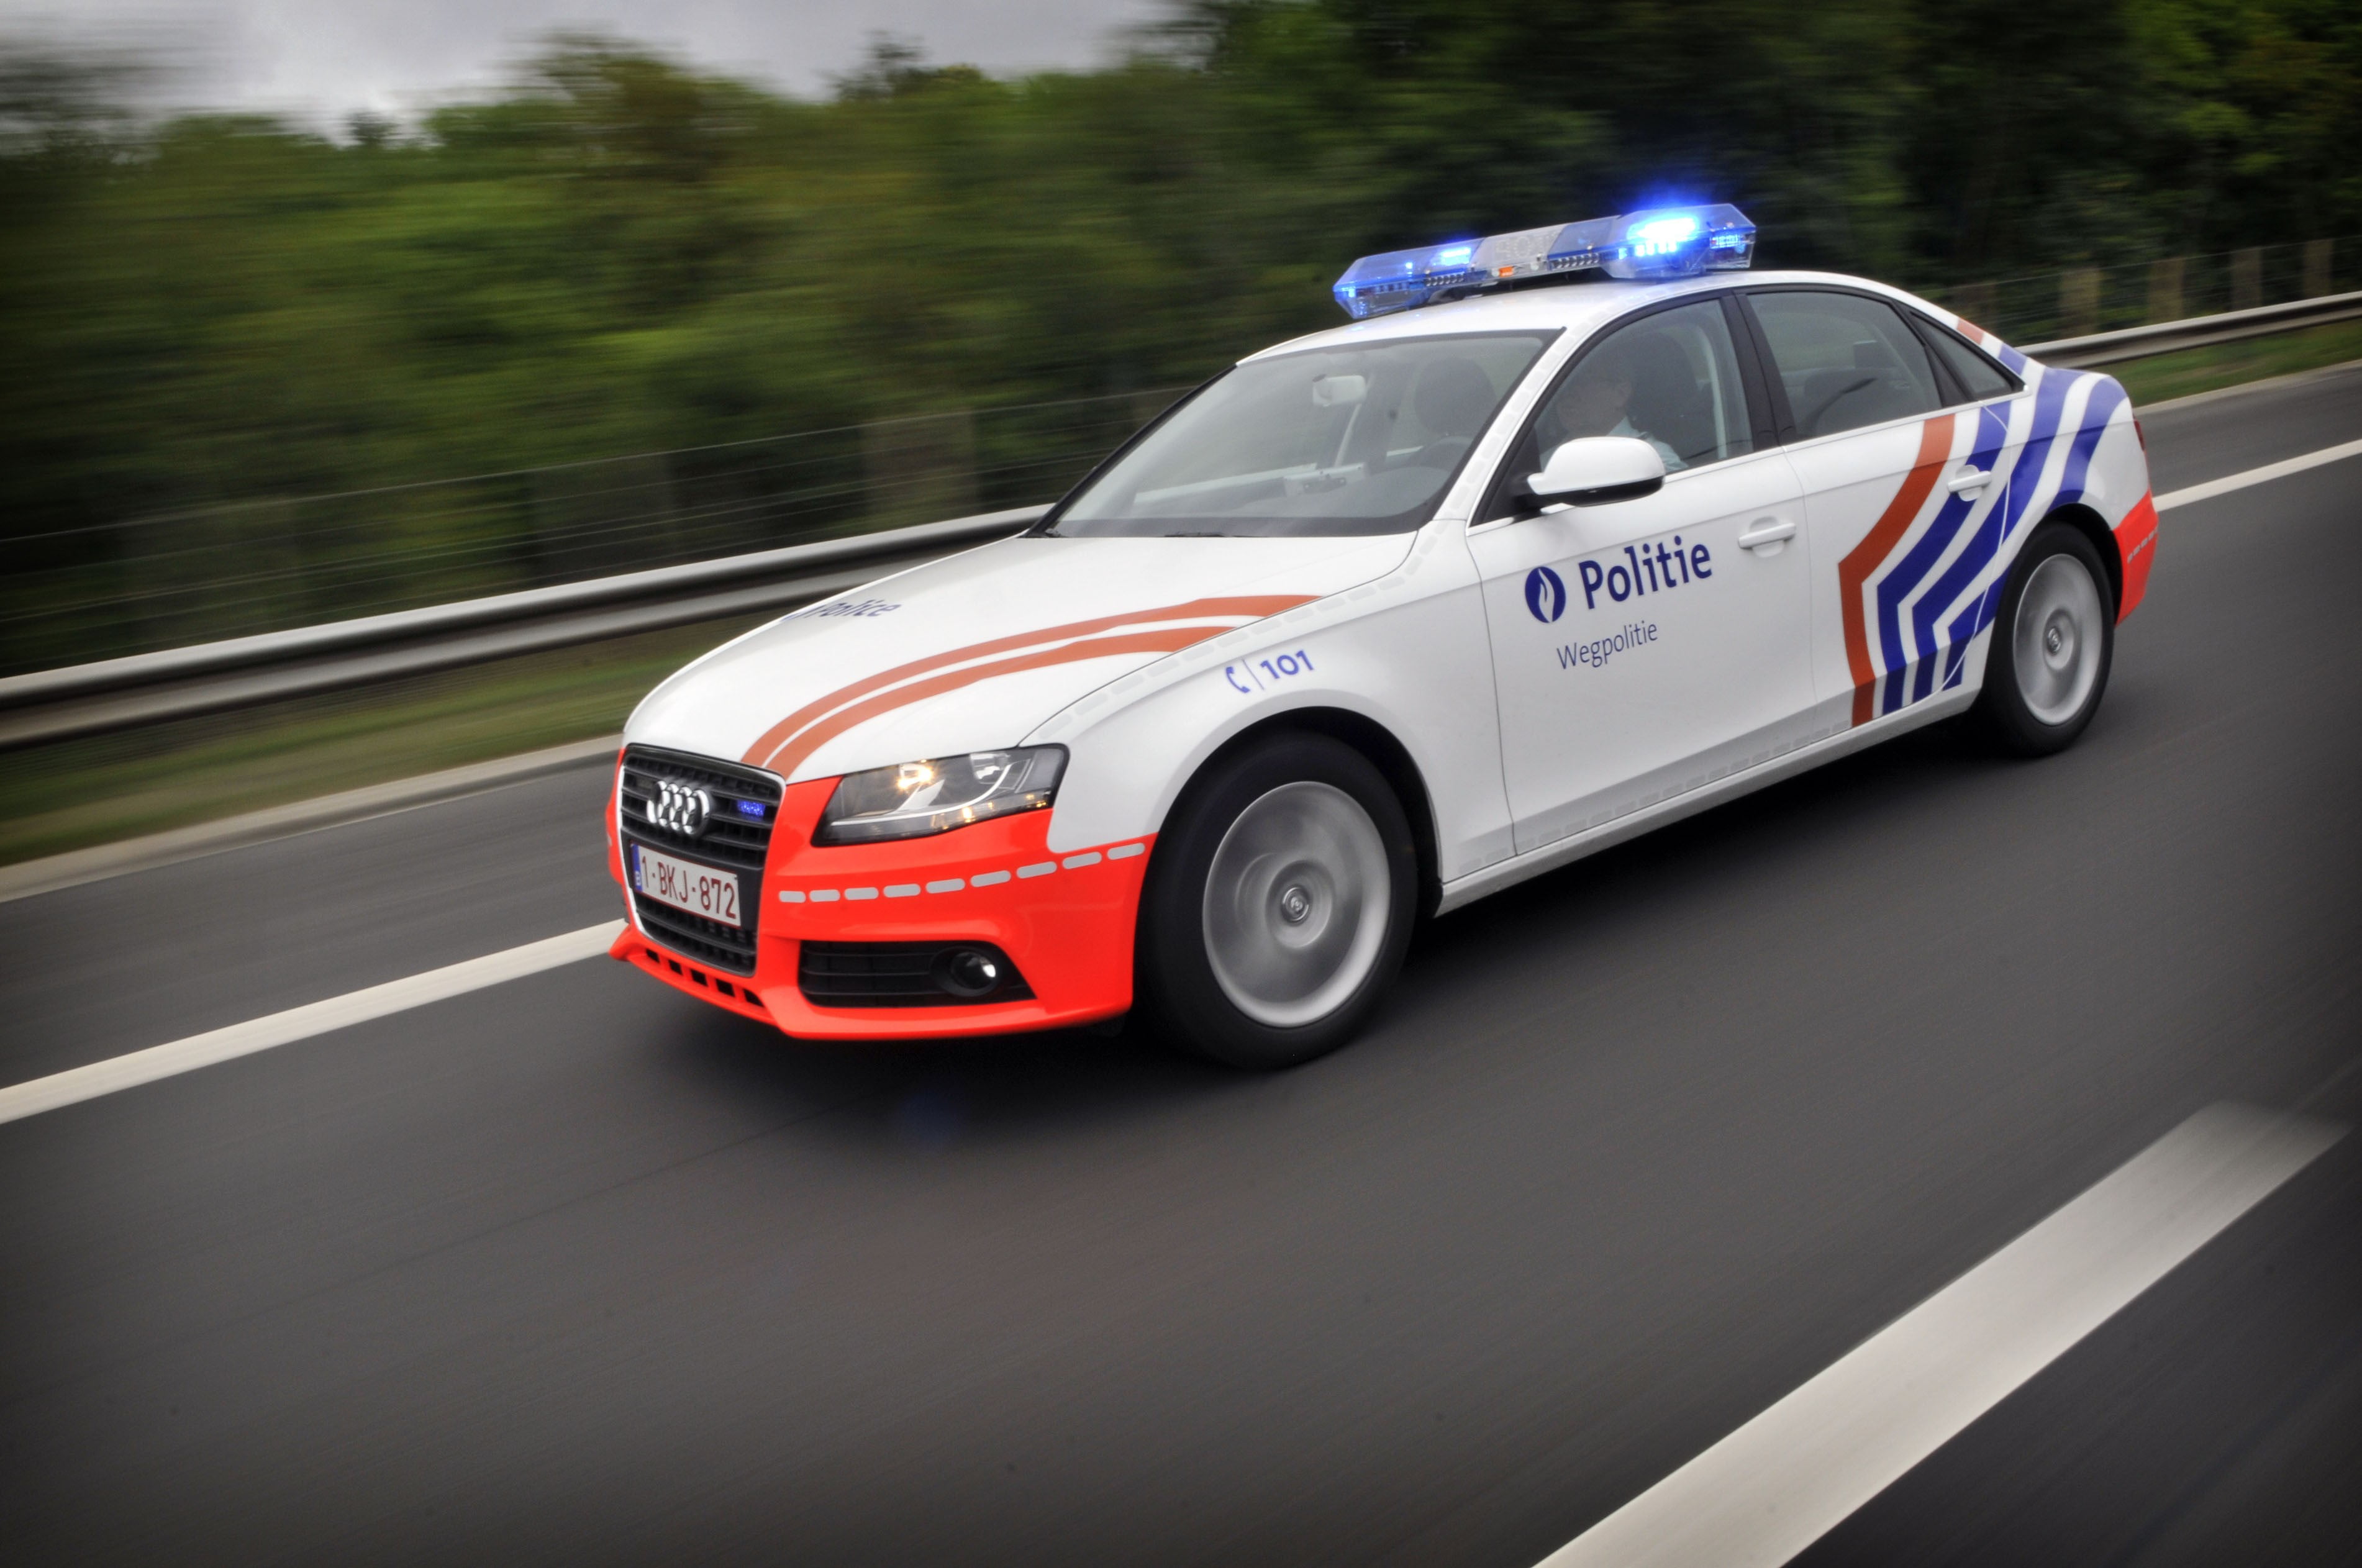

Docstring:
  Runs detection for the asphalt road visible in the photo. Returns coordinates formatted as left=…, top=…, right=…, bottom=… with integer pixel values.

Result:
left=4, top=364, right=2360, bottom=1566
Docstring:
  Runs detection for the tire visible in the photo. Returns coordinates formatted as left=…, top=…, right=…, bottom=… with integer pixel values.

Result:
left=1970, top=521, right=2115, bottom=756
left=1137, top=732, right=1417, bottom=1070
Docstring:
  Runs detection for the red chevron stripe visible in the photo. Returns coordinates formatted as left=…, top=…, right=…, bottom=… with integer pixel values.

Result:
left=1840, top=415, right=1956, bottom=727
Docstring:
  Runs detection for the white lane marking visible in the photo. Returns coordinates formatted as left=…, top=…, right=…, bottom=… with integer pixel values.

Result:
left=0, top=921, right=624, bottom=1127
left=1537, top=1102, right=2344, bottom=1568
left=2157, top=436, right=2362, bottom=511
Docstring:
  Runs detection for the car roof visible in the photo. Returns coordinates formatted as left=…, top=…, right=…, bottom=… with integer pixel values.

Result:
left=1241, top=269, right=1942, bottom=363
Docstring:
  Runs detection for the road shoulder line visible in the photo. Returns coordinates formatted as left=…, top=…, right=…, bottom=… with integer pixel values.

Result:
left=0, top=734, right=621, bottom=906
left=1535, top=1102, right=2343, bottom=1568
left=2156, top=436, right=2362, bottom=512
left=0, top=922, right=625, bottom=1126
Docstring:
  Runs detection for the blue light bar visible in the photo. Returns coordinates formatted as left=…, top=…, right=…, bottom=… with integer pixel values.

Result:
left=1332, top=204, right=1756, bottom=319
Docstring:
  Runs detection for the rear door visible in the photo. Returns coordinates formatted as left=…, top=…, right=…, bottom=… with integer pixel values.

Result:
left=1466, top=294, right=1819, bottom=854
left=1740, top=288, right=2032, bottom=728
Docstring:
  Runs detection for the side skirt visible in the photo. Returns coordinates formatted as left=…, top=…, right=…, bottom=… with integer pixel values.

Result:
left=1433, top=686, right=1977, bottom=915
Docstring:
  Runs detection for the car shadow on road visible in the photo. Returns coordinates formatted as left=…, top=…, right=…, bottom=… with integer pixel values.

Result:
left=648, top=707, right=2109, bottom=1162
left=650, top=980, right=1253, bottom=1160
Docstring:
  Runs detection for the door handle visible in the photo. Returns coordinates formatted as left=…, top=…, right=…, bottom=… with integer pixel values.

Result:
left=1737, top=518, right=1797, bottom=551
left=1946, top=468, right=1992, bottom=494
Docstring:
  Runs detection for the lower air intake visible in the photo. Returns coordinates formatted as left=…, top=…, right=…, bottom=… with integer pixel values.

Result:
left=798, top=941, right=1034, bottom=1008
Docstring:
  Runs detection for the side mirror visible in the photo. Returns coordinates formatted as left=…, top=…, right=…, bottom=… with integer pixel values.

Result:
left=1526, top=437, right=1666, bottom=507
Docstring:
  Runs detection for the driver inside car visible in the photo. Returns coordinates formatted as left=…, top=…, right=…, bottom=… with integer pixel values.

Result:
left=1534, top=340, right=1686, bottom=472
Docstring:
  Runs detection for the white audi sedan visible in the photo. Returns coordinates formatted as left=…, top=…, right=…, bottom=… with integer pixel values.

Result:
left=605, top=206, right=2157, bottom=1067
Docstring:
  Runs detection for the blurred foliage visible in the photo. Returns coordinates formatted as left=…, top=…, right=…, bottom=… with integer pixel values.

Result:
left=1, top=1, right=2356, bottom=663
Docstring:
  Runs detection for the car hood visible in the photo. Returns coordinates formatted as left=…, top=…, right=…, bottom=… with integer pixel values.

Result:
left=625, top=531, right=1415, bottom=782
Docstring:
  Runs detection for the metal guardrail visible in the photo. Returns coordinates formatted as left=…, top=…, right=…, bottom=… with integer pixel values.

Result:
left=0, top=505, right=1047, bottom=750
left=5, top=291, right=2356, bottom=753
left=2024, top=289, right=2362, bottom=368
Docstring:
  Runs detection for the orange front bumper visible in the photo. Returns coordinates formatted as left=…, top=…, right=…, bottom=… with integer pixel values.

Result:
left=609, top=774, right=1151, bottom=1039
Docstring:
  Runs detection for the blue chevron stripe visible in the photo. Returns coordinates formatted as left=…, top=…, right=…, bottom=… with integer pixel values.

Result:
left=1877, top=408, right=2007, bottom=714
left=2051, top=378, right=2128, bottom=507
left=1905, top=376, right=2076, bottom=700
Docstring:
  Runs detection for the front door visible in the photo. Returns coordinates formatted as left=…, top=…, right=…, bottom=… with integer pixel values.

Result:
left=1468, top=297, right=1819, bottom=854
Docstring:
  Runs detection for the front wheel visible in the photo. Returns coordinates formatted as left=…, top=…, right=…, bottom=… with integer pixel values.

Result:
left=1137, top=733, right=1416, bottom=1070
left=1971, top=522, right=2115, bottom=756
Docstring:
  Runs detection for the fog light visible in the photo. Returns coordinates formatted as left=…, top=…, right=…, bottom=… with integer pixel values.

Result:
left=933, top=947, right=1002, bottom=999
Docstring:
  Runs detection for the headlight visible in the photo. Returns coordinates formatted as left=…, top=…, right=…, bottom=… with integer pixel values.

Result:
left=814, top=746, right=1068, bottom=845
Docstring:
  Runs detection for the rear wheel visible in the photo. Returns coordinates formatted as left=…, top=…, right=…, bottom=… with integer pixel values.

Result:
left=1137, top=733, right=1416, bottom=1069
left=1971, top=522, right=2115, bottom=756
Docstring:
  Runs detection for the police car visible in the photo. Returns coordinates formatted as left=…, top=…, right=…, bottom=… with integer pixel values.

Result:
left=606, top=205, right=2156, bottom=1067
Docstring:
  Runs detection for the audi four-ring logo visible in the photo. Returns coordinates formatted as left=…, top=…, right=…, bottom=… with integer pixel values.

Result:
left=648, top=781, right=712, bottom=838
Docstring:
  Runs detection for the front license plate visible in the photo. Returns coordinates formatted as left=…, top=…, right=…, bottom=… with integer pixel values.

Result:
left=632, top=843, right=742, bottom=929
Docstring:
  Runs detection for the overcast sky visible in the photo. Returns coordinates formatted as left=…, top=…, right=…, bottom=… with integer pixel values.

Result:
left=3, top=0, right=1171, bottom=121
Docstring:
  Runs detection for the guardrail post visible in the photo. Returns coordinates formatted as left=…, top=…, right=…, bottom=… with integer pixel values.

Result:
left=2303, top=239, right=2333, bottom=299
left=2060, top=268, right=2101, bottom=338
left=2232, top=247, right=2263, bottom=312
left=2147, top=257, right=2185, bottom=324
left=863, top=411, right=978, bottom=529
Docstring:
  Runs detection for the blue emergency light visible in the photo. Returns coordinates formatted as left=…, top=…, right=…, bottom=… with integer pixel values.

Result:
left=1331, top=204, right=1756, bottom=320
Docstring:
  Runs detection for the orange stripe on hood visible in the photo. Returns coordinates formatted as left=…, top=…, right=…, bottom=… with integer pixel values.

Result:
left=763, top=626, right=1231, bottom=778
left=1840, top=415, right=1955, bottom=727
left=743, top=594, right=1313, bottom=771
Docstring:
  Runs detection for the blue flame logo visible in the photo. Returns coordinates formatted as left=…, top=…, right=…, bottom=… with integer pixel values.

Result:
left=1524, top=565, right=1567, bottom=623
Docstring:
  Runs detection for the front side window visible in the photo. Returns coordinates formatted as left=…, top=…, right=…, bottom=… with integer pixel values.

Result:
left=1530, top=298, right=1756, bottom=474
left=1751, top=290, right=1943, bottom=439
left=1047, top=332, right=1554, bottom=537
left=1481, top=297, right=1755, bottom=520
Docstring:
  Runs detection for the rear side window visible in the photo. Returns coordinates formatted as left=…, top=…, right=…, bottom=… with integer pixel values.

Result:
left=1751, top=291, right=1943, bottom=439
left=1918, top=320, right=2020, bottom=402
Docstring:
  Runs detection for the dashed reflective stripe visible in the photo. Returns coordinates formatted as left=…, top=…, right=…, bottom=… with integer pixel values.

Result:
left=771, top=841, right=1151, bottom=904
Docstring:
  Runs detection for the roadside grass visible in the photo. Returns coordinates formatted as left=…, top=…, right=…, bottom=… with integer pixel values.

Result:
left=2114, top=319, right=2362, bottom=406
left=5, top=330, right=2355, bottom=872
left=0, top=618, right=761, bottom=867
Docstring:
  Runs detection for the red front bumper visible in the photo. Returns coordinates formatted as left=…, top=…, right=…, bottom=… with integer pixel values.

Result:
left=608, top=773, right=1150, bottom=1039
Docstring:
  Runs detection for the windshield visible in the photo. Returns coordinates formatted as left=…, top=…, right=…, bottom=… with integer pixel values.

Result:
left=1047, top=331, right=1555, bottom=537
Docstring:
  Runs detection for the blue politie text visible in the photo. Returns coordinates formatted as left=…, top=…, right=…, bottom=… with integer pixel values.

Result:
left=1576, top=537, right=1712, bottom=610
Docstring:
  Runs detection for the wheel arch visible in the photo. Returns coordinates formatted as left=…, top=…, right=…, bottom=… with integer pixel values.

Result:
left=1181, top=706, right=1444, bottom=920
left=2039, top=502, right=2123, bottom=616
